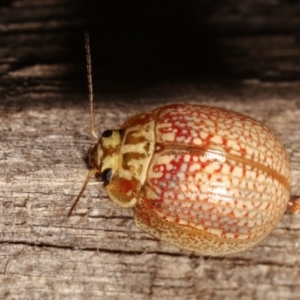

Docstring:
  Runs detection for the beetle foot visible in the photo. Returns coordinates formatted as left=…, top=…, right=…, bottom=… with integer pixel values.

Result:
left=288, top=196, right=300, bottom=214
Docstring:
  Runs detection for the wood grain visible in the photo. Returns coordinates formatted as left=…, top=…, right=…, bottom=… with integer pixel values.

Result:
left=1, top=1, right=300, bottom=299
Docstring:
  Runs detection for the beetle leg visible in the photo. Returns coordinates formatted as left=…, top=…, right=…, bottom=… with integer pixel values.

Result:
left=288, top=197, right=300, bottom=214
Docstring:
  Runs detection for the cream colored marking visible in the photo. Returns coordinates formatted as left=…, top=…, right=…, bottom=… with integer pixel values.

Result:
left=199, top=156, right=208, bottom=164
left=192, top=156, right=198, bottom=162
left=191, top=130, right=198, bottom=138
left=208, top=183, right=233, bottom=203
left=258, top=152, right=266, bottom=161
left=254, top=200, right=262, bottom=208
left=97, top=131, right=122, bottom=173
left=166, top=163, right=174, bottom=171
left=166, top=173, right=171, bottom=180
left=257, top=184, right=265, bottom=192
left=184, top=154, right=191, bottom=162
left=178, top=219, right=188, bottom=226
left=193, top=138, right=202, bottom=145
left=101, top=153, right=116, bottom=173
left=211, top=135, right=222, bottom=144
left=186, top=192, right=197, bottom=201
left=259, top=201, right=269, bottom=210
left=169, top=192, right=175, bottom=199
left=248, top=210, right=258, bottom=218
left=221, top=164, right=230, bottom=175
left=187, top=182, right=198, bottom=192
left=189, top=163, right=201, bottom=173
left=168, top=181, right=176, bottom=189
left=232, top=209, right=245, bottom=218
left=195, top=224, right=205, bottom=231
left=149, top=171, right=163, bottom=179
left=180, top=183, right=187, bottom=192
left=154, top=186, right=163, bottom=195
left=153, top=153, right=174, bottom=166
left=237, top=234, right=250, bottom=240
left=204, top=119, right=214, bottom=127
left=121, top=143, right=148, bottom=153
left=204, top=221, right=213, bottom=228
left=235, top=199, right=246, bottom=209
left=177, top=172, right=185, bottom=182
left=204, top=163, right=222, bottom=174
left=184, top=115, right=196, bottom=122
left=246, top=170, right=257, bottom=180
left=190, top=209, right=197, bottom=216
left=205, top=151, right=227, bottom=163
left=113, top=195, right=138, bottom=208
left=118, top=121, right=155, bottom=185
left=227, top=139, right=240, bottom=151
left=145, top=187, right=158, bottom=200
left=174, top=200, right=181, bottom=208
left=164, top=198, right=171, bottom=205
left=176, top=193, right=184, bottom=202
left=102, top=131, right=121, bottom=149
left=232, top=166, right=243, bottom=178
left=266, top=157, right=272, bottom=167
left=176, top=136, right=185, bottom=142
left=211, top=214, right=218, bottom=221
left=197, top=179, right=208, bottom=191
left=207, top=228, right=222, bottom=236
left=158, top=180, right=167, bottom=188
left=182, top=201, right=192, bottom=208
left=240, top=180, right=247, bottom=189
left=180, top=163, right=188, bottom=172
left=202, top=203, right=214, bottom=211
left=257, top=174, right=266, bottom=182
left=225, top=233, right=235, bottom=239
left=159, top=132, right=176, bottom=141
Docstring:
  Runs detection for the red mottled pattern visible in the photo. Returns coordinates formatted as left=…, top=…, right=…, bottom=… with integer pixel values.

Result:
left=143, top=104, right=290, bottom=241
left=153, top=104, right=289, bottom=180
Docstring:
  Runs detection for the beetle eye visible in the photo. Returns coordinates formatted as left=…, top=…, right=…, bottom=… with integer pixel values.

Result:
left=101, top=168, right=113, bottom=184
left=102, top=130, right=113, bottom=138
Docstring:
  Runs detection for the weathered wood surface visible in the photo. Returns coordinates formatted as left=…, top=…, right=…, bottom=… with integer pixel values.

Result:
left=1, top=1, right=300, bottom=299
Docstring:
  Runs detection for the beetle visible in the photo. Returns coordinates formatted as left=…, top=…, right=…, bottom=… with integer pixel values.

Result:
left=68, top=33, right=299, bottom=256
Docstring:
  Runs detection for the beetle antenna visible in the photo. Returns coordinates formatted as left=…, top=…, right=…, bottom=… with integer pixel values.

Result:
left=68, top=33, right=99, bottom=217
left=67, top=169, right=98, bottom=217
left=85, top=32, right=98, bottom=140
